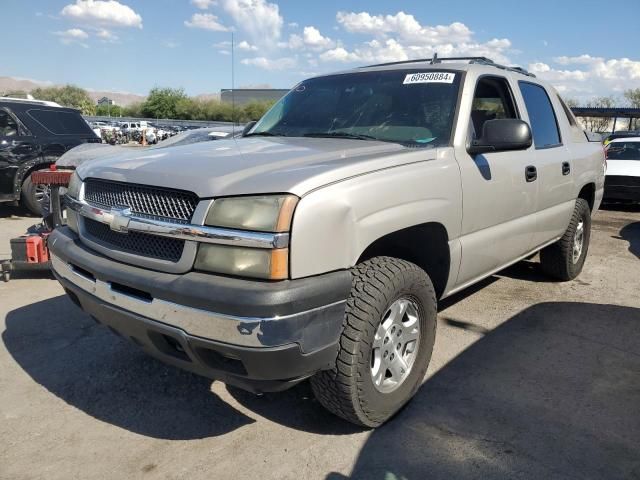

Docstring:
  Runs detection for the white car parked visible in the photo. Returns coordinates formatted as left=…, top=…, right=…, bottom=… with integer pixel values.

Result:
left=604, top=137, right=640, bottom=202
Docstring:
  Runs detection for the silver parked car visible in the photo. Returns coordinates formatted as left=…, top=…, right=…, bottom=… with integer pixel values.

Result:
left=49, top=57, right=605, bottom=427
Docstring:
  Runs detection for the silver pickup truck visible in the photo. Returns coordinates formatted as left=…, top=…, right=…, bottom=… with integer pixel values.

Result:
left=49, top=57, right=605, bottom=427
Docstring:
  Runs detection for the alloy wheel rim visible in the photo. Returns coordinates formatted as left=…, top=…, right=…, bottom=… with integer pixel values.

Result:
left=370, top=297, right=421, bottom=394
left=572, top=220, right=584, bottom=264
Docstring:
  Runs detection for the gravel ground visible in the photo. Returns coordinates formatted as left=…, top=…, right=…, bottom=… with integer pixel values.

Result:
left=0, top=204, right=639, bottom=480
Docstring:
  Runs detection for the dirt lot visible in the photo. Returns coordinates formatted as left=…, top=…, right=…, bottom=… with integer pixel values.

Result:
left=1, top=204, right=639, bottom=480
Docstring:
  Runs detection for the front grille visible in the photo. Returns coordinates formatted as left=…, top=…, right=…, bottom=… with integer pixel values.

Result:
left=84, top=179, right=198, bottom=223
left=84, top=218, right=184, bottom=262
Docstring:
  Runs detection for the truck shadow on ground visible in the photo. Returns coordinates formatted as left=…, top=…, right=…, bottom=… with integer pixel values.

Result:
left=619, top=221, right=640, bottom=259
left=329, top=302, right=640, bottom=480
left=3, top=295, right=364, bottom=439
left=3, top=295, right=255, bottom=440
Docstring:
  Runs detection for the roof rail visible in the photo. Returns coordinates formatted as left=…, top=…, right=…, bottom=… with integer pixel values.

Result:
left=0, top=96, right=63, bottom=107
left=360, top=55, right=536, bottom=77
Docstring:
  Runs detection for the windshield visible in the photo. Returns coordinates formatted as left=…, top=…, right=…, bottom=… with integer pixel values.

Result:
left=607, top=141, right=640, bottom=160
left=250, top=69, right=462, bottom=146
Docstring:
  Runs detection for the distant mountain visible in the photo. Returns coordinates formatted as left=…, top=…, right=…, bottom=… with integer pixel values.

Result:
left=0, top=76, right=146, bottom=106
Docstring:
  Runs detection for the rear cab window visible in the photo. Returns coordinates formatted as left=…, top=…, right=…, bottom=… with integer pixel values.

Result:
left=606, top=141, right=640, bottom=160
left=27, top=108, right=94, bottom=135
left=518, top=82, right=562, bottom=149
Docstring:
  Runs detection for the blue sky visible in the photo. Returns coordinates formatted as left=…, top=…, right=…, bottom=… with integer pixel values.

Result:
left=3, top=0, right=640, bottom=101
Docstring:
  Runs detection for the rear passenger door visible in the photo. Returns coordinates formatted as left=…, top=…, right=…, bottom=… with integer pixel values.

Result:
left=517, top=82, right=575, bottom=247
left=455, top=75, right=538, bottom=288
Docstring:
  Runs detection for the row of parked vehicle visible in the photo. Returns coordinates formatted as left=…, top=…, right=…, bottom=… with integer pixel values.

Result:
left=0, top=96, right=241, bottom=214
left=88, top=120, right=205, bottom=145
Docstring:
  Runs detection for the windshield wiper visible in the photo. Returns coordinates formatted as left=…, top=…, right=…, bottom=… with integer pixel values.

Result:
left=244, top=131, right=280, bottom=137
left=302, top=132, right=379, bottom=141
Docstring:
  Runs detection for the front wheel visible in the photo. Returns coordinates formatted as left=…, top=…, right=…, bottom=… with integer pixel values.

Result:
left=311, top=257, right=437, bottom=427
left=540, top=198, right=591, bottom=280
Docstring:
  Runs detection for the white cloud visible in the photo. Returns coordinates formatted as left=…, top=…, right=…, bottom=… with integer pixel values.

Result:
left=529, top=56, right=640, bottom=100
left=237, top=40, right=258, bottom=51
left=96, top=28, right=118, bottom=42
left=553, top=54, right=602, bottom=66
left=241, top=56, right=296, bottom=70
left=54, top=28, right=89, bottom=47
left=219, top=50, right=231, bottom=55
left=191, top=0, right=216, bottom=9
left=302, top=26, right=334, bottom=50
left=61, top=0, right=142, bottom=29
left=184, top=13, right=229, bottom=31
left=213, top=40, right=231, bottom=48
left=288, top=22, right=298, bottom=28
left=336, top=11, right=472, bottom=45
left=222, top=0, right=283, bottom=47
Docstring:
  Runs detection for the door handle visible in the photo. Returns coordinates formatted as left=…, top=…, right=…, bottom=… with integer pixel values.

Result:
left=562, top=161, right=571, bottom=175
left=525, top=165, right=537, bottom=182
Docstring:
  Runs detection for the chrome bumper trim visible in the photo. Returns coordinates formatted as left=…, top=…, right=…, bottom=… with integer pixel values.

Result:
left=51, top=253, right=345, bottom=348
left=65, top=195, right=289, bottom=249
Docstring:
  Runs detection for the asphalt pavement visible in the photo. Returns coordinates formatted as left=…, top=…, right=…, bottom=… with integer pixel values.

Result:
left=0, top=204, right=639, bottom=480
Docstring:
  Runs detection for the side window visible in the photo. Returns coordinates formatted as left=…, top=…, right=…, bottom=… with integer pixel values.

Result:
left=0, top=109, right=19, bottom=137
left=470, top=76, right=518, bottom=138
left=518, top=82, right=562, bottom=148
left=27, top=109, right=94, bottom=135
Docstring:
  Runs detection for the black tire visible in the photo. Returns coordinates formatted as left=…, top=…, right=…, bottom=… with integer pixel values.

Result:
left=20, top=175, right=44, bottom=216
left=310, top=256, right=437, bottom=427
left=540, top=198, right=591, bottom=281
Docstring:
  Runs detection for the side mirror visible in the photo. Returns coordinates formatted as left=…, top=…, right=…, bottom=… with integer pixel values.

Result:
left=467, top=119, right=532, bottom=155
left=241, top=120, right=257, bottom=137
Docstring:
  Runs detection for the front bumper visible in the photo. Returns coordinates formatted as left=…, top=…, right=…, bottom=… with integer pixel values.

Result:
left=604, top=176, right=640, bottom=202
left=49, top=227, right=351, bottom=392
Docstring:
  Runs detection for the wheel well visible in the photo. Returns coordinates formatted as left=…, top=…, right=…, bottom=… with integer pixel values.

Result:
left=13, top=159, right=55, bottom=197
left=578, top=183, right=595, bottom=211
left=357, top=223, right=450, bottom=299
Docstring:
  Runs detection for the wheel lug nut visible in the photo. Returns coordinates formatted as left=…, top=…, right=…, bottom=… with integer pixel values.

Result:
left=383, top=351, right=388, bottom=358
left=396, top=343, right=401, bottom=350
left=390, top=353, right=395, bottom=360
left=384, top=337, right=389, bottom=344
left=397, top=330, right=401, bottom=336
left=391, top=326, right=396, bottom=333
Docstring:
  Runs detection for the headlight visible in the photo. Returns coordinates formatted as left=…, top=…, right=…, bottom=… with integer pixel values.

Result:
left=67, top=171, right=82, bottom=199
left=195, top=244, right=288, bottom=280
left=196, top=194, right=297, bottom=280
left=204, top=195, right=298, bottom=232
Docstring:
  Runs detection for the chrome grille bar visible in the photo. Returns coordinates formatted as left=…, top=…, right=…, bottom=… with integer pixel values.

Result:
left=66, top=195, right=290, bottom=249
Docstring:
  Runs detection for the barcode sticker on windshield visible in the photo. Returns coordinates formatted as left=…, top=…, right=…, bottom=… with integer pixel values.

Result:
left=403, top=72, right=455, bottom=84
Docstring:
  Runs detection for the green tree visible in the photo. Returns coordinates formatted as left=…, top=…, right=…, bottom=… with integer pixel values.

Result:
left=122, top=102, right=143, bottom=117
left=240, top=100, right=275, bottom=122
left=30, top=85, right=96, bottom=115
left=96, top=104, right=123, bottom=117
left=584, top=96, right=616, bottom=132
left=623, top=88, right=640, bottom=108
left=141, top=87, right=188, bottom=119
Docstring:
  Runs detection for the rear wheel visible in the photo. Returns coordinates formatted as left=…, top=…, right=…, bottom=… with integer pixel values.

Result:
left=540, top=198, right=591, bottom=280
left=20, top=175, right=46, bottom=216
left=311, top=257, right=437, bottom=427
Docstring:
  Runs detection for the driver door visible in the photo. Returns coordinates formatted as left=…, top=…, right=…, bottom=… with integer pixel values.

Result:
left=454, top=75, right=538, bottom=288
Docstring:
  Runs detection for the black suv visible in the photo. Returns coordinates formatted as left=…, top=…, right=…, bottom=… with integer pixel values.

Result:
left=0, top=98, right=100, bottom=214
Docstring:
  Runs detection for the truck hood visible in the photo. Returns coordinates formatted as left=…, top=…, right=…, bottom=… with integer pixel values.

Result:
left=77, top=137, right=435, bottom=197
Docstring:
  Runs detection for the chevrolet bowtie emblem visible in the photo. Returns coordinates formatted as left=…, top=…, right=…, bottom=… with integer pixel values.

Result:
left=109, top=205, right=132, bottom=233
